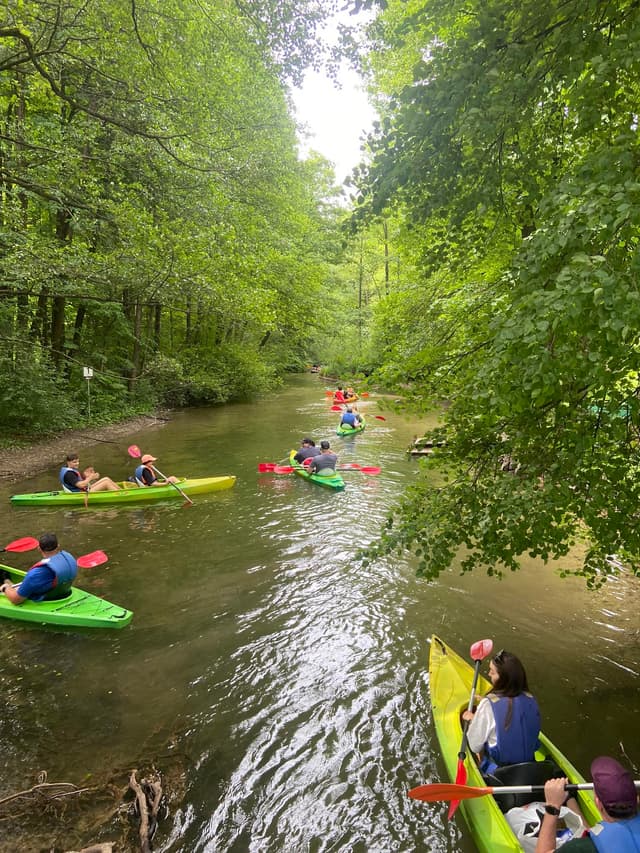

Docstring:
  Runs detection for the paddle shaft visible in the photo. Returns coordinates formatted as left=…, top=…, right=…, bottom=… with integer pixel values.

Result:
left=151, top=465, right=194, bottom=505
left=409, top=780, right=640, bottom=802
left=458, top=658, right=482, bottom=761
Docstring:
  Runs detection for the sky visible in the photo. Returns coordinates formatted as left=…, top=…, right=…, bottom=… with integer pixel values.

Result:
left=293, top=63, right=376, bottom=185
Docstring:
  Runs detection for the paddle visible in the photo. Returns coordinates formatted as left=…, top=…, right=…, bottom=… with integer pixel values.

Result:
left=127, top=445, right=193, bottom=506
left=0, top=537, right=39, bottom=553
left=331, top=405, right=344, bottom=411
left=338, top=464, right=381, bottom=475
left=374, top=415, right=386, bottom=421
left=448, top=638, right=494, bottom=819
left=76, top=550, right=108, bottom=568
left=409, top=779, right=640, bottom=804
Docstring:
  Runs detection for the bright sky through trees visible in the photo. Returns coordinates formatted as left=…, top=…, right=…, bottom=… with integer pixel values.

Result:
left=293, top=63, right=375, bottom=183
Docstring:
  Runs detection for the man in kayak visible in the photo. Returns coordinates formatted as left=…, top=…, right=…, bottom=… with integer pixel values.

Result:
left=307, top=440, right=338, bottom=476
left=536, top=756, right=639, bottom=851
left=463, top=649, right=540, bottom=774
left=134, top=454, right=179, bottom=486
left=333, top=387, right=346, bottom=403
left=293, top=438, right=321, bottom=465
left=0, top=533, right=78, bottom=603
left=340, top=407, right=363, bottom=429
left=60, top=453, right=120, bottom=492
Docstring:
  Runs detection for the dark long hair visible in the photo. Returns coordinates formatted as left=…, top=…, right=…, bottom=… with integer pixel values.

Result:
left=489, top=650, right=531, bottom=730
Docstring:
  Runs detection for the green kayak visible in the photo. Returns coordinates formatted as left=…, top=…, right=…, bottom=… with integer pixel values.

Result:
left=336, top=416, right=366, bottom=437
left=427, top=636, right=600, bottom=852
left=0, top=565, right=133, bottom=629
left=10, top=475, right=236, bottom=506
left=288, top=451, right=345, bottom=491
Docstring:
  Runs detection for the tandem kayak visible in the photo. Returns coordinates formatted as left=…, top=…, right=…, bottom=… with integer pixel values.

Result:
left=288, top=451, right=345, bottom=491
left=10, top=476, right=236, bottom=506
left=0, top=565, right=133, bottom=629
left=427, top=636, right=600, bottom=853
left=336, top=416, right=366, bottom=437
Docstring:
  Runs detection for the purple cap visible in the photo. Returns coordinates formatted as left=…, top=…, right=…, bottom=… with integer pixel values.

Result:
left=591, top=757, right=638, bottom=817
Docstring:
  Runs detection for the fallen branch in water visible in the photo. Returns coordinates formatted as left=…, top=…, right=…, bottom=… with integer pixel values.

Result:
left=129, top=769, right=164, bottom=853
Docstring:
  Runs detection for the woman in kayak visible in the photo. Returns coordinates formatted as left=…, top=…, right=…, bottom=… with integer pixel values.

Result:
left=463, top=648, right=541, bottom=775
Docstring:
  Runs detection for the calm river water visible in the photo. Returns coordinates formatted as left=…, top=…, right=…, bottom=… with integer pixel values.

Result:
left=0, top=375, right=637, bottom=852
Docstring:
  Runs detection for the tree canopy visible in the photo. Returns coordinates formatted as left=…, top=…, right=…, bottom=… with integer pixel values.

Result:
left=354, top=0, right=640, bottom=586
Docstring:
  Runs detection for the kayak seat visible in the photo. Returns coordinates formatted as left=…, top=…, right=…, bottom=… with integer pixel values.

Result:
left=485, top=760, right=563, bottom=812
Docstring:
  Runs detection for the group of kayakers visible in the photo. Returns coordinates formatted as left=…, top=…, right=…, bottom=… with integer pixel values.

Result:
left=0, top=450, right=181, bottom=609
left=333, top=385, right=358, bottom=404
left=464, top=646, right=639, bottom=851
left=59, top=452, right=178, bottom=494
left=293, top=438, right=338, bottom=476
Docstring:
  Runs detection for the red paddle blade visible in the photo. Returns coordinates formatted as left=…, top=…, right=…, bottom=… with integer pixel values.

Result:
left=361, top=392, right=369, bottom=397
left=273, top=466, right=295, bottom=474
left=448, top=760, right=468, bottom=819
left=470, top=639, right=493, bottom=661
left=331, top=405, right=343, bottom=411
left=258, top=463, right=276, bottom=472
left=77, top=550, right=108, bottom=568
left=324, top=390, right=334, bottom=396
left=128, top=444, right=142, bottom=458
left=1, top=536, right=40, bottom=553
left=409, top=783, right=493, bottom=803
left=358, top=466, right=381, bottom=475
left=374, top=415, right=386, bottom=421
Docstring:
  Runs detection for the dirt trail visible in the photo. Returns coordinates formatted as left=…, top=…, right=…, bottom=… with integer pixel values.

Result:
left=0, top=414, right=169, bottom=483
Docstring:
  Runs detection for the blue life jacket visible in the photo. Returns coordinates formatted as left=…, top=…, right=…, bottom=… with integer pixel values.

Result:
left=59, top=466, right=84, bottom=492
left=341, top=412, right=357, bottom=426
left=134, top=464, right=155, bottom=485
left=484, top=693, right=540, bottom=767
left=589, top=813, right=640, bottom=852
left=32, top=551, right=78, bottom=601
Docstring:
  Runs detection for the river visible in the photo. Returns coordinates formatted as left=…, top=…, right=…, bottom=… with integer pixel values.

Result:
left=0, top=374, right=637, bottom=852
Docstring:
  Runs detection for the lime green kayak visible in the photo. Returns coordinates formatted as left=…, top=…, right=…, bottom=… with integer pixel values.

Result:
left=10, top=476, right=236, bottom=506
left=288, top=451, right=345, bottom=491
left=336, top=416, right=366, bottom=437
left=0, top=565, right=132, bottom=629
left=428, top=636, right=600, bottom=852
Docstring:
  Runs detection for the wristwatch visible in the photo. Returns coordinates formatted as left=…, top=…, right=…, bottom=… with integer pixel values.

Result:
left=545, top=804, right=561, bottom=816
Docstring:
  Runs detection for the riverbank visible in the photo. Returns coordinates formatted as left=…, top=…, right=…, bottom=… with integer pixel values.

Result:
left=0, top=413, right=170, bottom=483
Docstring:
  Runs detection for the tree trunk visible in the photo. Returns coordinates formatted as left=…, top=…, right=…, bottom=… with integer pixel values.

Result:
left=51, top=295, right=66, bottom=369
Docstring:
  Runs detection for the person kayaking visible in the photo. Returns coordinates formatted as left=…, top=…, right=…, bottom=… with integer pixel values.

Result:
left=307, top=440, right=338, bottom=476
left=463, top=648, right=541, bottom=774
left=60, top=453, right=120, bottom=492
left=536, top=756, right=640, bottom=852
left=340, top=406, right=362, bottom=429
left=333, top=387, right=346, bottom=403
left=134, top=454, right=179, bottom=486
left=293, top=438, right=321, bottom=465
left=0, top=533, right=78, bottom=603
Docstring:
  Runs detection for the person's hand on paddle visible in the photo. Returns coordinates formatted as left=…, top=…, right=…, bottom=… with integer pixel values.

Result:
left=461, top=709, right=475, bottom=722
left=83, top=467, right=99, bottom=482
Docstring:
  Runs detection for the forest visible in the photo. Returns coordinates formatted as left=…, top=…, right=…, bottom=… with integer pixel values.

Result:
left=3, top=0, right=640, bottom=585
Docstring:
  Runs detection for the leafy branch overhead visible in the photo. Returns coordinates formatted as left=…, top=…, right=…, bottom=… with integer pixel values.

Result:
left=354, top=0, right=640, bottom=585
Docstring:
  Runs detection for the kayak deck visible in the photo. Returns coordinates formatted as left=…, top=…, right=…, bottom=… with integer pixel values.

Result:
left=428, top=635, right=600, bottom=853
left=10, top=476, right=236, bottom=506
left=288, top=452, right=345, bottom=490
left=0, top=565, right=133, bottom=629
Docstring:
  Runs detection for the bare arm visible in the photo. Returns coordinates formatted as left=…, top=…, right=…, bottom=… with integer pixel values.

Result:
left=0, top=582, right=26, bottom=605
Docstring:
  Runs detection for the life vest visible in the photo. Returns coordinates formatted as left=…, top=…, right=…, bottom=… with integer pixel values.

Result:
left=134, top=464, right=155, bottom=486
left=334, top=391, right=345, bottom=402
left=31, top=551, right=78, bottom=601
left=589, top=814, right=640, bottom=852
left=484, top=693, right=540, bottom=767
left=341, top=412, right=357, bottom=426
left=59, top=466, right=84, bottom=493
